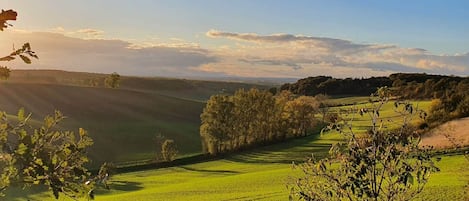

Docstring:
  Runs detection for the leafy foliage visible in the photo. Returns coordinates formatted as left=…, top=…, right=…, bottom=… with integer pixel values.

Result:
left=0, top=43, right=39, bottom=63
left=0, top=9, right=38, bottom=80
left=200, top=89, right=321, bottom=155
left=161, top=139, right=178, bottom=162
left=104, top=72, right=120, bottom=88
left=280, top=73, right=468, bottom=100
left=0, top=109, right=95, bottom=199
left=0, top=66, right=10, bottom=80
left=0, top=9, right=17, bottom=31
left=424, top=79, right=469, bottom=127
left=153, top=134, right=166, bottom=162
left=0, top=9, right=105, bottom=200
left=289, top=88, right=438, bottom=201
left=281, top=76, right=392, bottom=96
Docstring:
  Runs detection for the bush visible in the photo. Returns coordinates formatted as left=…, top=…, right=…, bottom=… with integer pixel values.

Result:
left=288, top=88, right=438, bottom=200
left=161, top=139, right=178, bottom=162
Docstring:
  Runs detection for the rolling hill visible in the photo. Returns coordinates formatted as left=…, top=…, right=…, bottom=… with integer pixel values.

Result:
left=7, top=99, right=468, bottom=201
left=0, top=70, right=266, bottom=166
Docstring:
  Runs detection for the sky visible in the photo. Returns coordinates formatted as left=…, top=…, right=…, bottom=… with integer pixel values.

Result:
left=1, top=0, right=469, bottom=78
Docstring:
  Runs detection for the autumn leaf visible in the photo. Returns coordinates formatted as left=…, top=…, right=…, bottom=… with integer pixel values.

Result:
left=0, top=9, right=17, bottom=31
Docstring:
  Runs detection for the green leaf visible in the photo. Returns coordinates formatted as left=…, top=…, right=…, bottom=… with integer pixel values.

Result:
left=79, top=128, right=86, bottom=137
left=52, top=155, right=58, bottom=165
left=17, top=108, right=25, bottom=121
left=407, top=173, right=414, bottom=185
left=35, top=158, right=43, bottom=166
left=19, top=55, right=31, bottom=64
left=16, top=143, right=28, bottom=155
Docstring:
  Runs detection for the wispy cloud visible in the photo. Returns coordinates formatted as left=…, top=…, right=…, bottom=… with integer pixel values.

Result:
left=75, top=28, right=105, bottom=38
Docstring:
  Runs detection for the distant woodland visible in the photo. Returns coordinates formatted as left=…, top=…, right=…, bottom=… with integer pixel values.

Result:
left=281, top=73, right=469, bottom=125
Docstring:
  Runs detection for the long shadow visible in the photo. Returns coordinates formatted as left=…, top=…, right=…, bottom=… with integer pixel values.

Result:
left=179, top=166, right=239, bottom=174
left=94, top=180, right=144, bottom=195
left=225, top=133, right=343, bottom=164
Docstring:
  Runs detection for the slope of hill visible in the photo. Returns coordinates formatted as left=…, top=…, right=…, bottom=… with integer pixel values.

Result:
left=8, top=70, right=268, bottom=101
left=1, top=70, right=267, bottom=166
left=0, top=83, right=204, bottom=166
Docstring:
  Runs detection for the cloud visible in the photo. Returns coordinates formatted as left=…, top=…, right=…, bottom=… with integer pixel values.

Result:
left=0, top=30, right=218, bottom=77
left=206, top=29, right=395, bottom=54
left=201, top=30, right=469, bottom=77
left=75, top=28, right=104, bottom=38
left=1, top=28, right=467, bottom=78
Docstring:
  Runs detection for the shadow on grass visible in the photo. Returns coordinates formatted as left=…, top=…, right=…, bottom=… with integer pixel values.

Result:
left=222, top=191, right=285, bottom=201
left=179, top=166, right=239, bottom=174
left=94, top=180, right=144, bottom=195
left=226, top=133, right=342, bottom=164
left=3, top=185, right=49, bottom=201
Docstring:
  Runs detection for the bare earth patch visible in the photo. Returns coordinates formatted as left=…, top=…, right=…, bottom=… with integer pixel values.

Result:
left=420, top=117, right=469, bottom=149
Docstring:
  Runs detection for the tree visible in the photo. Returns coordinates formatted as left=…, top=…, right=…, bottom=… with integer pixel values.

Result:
left=289, top=88, right=438, bottom=201
left=283, top=96, right=319, bottom=137
left=104, top=72, right=120, bottom=88
left=200, top=88, right=324, bottom=155
left=161, top=139, right=178, bottom=162
left=154, top=134, right=167, bottom=162
left=200, top=95, right=235, bottom=154
left=315, top=94, right=330, bottom=124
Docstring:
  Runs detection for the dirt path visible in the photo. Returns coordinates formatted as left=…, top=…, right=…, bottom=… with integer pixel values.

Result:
left=420, top=117, right=469, bottom=149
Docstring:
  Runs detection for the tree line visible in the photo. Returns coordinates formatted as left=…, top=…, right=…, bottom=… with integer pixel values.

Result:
left=280, top=73, right=468, bottom=98
left=279, top=73, right=469, bottom=127
left=200, top=89, right=321, bottom=155
left=389, top=73, right=469, bottom=125
left=280, top=76, right=392, bottom=96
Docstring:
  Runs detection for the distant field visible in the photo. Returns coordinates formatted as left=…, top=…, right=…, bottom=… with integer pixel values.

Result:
left=0, top=70, right=266, bottom=166
left=8, top=70, right=268, bottom=102
left=8, top=100, right=468, bottom=201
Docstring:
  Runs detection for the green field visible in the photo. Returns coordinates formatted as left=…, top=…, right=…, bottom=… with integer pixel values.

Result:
left=6, top=99, right=468, bottom=201
left=0, top=70, right=265, bottom=166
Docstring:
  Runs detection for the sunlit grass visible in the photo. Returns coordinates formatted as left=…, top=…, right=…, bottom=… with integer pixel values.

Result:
left=6, top=99, right=468, bottom=201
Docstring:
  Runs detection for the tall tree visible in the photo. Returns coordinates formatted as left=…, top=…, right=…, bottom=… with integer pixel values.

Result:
left=283, top=96, right=319, bottom=137
left=161, top=139, right=178, bottom=162
left=200, top=95, right=235, bottom=154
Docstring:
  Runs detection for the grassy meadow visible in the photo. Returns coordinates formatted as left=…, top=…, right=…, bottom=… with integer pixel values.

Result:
left=6, top=96, right=468, bottom=201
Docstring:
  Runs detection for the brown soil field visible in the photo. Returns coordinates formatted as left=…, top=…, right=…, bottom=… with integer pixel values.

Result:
left=420, top=117, right=469, bottom=149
